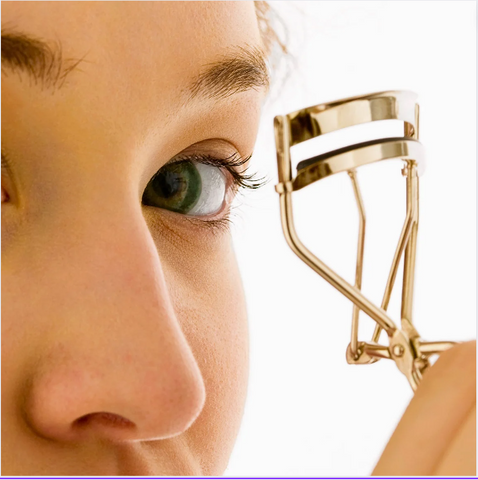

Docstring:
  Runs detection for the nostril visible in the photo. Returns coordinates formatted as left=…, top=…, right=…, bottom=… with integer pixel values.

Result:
left=74, top=412, right=136, bottom=430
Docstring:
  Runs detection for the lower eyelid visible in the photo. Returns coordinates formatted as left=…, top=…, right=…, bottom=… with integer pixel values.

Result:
left=146, top=203, right=233, bottom=235
left=184, top=205, right=233, bottom=233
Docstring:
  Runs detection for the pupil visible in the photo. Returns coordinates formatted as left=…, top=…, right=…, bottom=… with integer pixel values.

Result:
left=142, top=161, right=202, bottom=213
left=154, top=170, right=185, bottom=199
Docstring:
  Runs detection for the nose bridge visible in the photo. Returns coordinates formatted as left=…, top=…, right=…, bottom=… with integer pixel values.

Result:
left=36, top=197, right=168, bottom=328
left=24, top=200, right=206, bottom=443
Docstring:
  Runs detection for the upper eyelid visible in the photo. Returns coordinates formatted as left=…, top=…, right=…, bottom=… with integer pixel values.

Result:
left=153, top=152, right=249, bottom=183
left=148, top=153, right=235, bottom=182
left=167, top=151, right=248, bottom=168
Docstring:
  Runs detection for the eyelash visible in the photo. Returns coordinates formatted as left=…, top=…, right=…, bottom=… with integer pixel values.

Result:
left=160, top=151, right=266, bottom=233
left=171, top=151, right=265, bottom=190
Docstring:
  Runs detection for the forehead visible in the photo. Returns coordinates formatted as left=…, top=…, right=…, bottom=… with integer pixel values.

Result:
left=1, top=1, right=262, bottom=93
left=1, top=1, right=266, bottom=174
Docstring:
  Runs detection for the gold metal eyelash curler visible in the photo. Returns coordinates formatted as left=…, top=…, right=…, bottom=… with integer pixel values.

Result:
left=274, top=90, right=458, bottom=391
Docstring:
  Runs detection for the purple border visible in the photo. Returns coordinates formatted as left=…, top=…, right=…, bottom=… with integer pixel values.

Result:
left=1, top=477, right=476, bottom=479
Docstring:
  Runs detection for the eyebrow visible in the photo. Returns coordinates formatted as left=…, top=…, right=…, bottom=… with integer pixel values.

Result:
left=1, top=28, right=88, bottom=90
left=1, top=28, right=271, bottom=101
left=182, top=44, right=271, bottom=104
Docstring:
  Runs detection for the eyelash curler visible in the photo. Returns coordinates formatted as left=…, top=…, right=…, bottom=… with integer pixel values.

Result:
left=274, top=90, right=457, bottom=391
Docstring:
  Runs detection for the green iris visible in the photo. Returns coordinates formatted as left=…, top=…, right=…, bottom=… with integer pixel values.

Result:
left=142, top=161, right=202, bottom=214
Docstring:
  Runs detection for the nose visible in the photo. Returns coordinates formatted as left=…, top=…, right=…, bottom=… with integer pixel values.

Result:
left=21, top=201, right=206, bottom=444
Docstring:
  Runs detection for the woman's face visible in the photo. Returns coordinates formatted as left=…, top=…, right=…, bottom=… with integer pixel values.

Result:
left=1, top=1, right=268, bottom=475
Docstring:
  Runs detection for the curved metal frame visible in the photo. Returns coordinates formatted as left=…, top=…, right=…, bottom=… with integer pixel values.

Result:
left=274, top=90, right=456, bottom=391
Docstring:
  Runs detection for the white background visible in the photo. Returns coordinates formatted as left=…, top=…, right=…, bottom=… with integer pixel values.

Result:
left=226, top=1, right=476, bottom=476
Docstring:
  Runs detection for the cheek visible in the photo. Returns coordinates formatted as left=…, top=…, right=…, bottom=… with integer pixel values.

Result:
left=158, top=230, right=248, bottom=475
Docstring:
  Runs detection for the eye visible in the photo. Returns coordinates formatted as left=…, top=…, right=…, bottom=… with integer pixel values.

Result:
left=142, top=160, right=227, bottom=216
left=1, top=152, right=12, bottom=203
left=1, top=186, right=8, bottom=203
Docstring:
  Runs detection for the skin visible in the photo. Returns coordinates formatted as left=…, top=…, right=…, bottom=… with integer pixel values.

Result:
left=2, top=1, right=264, bottom=475
left=373, top=340, right=476, bottom=476
left=2, top=1, right=475, bottom=476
